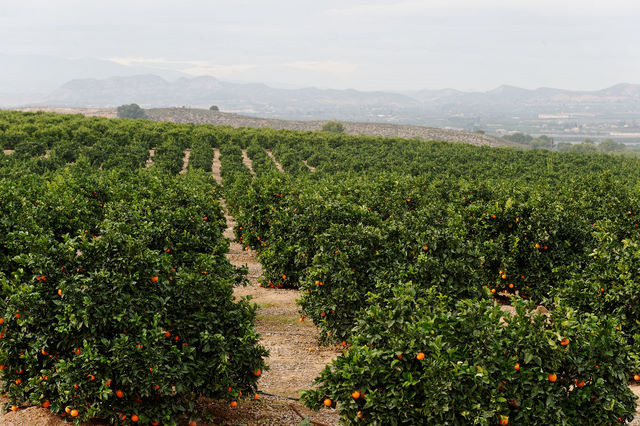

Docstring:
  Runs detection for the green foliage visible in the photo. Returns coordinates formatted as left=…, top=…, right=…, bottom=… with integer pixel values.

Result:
left=321, top=120, right=345, bottom=134
left=0, top=112, right=268, bottom=424
left=116, top=104, right=147, bottom=120
left=302, top=284, right=637, bottom=425
left=209, top=105, right=220, bottom=111
left=154, top=139, right=184, bottom=175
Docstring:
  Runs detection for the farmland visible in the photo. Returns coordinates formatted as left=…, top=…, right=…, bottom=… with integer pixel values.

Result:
left=2, top=110, right=640, bottom=424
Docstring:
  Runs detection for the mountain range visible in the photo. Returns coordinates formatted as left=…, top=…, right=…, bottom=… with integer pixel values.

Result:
left=1, top=54, right=640, bottom=139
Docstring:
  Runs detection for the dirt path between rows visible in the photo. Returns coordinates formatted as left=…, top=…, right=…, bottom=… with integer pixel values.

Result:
left=180, top=149, right=191, bottom=174
left=241, top=149, right=256, bottom=177
left=265, top=149, right=284, bottom=172
left=145, top=148, right=155, bottom=168
left=211, top=148, right=340, bottom=425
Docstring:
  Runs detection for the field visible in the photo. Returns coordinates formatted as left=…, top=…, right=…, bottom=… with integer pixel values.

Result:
left=2, top=110, right=640, bottom=424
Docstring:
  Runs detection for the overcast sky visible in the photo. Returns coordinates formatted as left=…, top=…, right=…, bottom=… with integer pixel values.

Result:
left=1, top=0, right=639, bottom=91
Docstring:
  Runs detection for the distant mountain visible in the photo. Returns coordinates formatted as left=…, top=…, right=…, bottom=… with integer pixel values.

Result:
left=42, top=75, right=420, bottom=120
left=4, top=72, right=640, bottom=134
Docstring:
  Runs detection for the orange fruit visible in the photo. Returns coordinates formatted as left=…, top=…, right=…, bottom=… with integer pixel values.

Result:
left=15, top=379, right=21, bottom=385
left=535, top=243, right=540, bottom=249
left=501, top=274, right=507, bottom=279
left=65, top=406, right=72, bottom=413
left=634, top=374, right=640, bottom=381
left=416, top=352, right=425, bottom=360
left=151, top=276, right=158, bottom=283
left=151, top=423, right=159, bottom=426
left=323, top=398, right=332, bottom=407
left=254, top=393, right=259, bottom=400
left=254, top=369, right=261, bottom=376
left=115, top=389, right=124, bottom=398
left=230, top=401, right=238, bottom=408
left=189, top=422, right=197, bottom=426
left=70, top=409, right=79, bottom=417
left=576, top=380, right=585, bottom=388
left=499, top=416, right=509, bottom=425
left=11, top=405, right=18, bottom=412
left=42, top=400, right=50, bottom=408
left=514, top=363, right=520, bottom=371
left=548, top=373, right=557, bottom=382
left=397, top=354, right=403, bottom=360
left=165, top=331, right=171, bottom=338
left=131, top=414, right=139, bottom=422
left=57, top=289, right=62, bottom=296
left=352, top=390, right=360, bottom=399
left=560, top=337, right=570, bottom=346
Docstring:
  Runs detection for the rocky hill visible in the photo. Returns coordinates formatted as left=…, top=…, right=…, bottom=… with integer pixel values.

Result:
left=145, top=107, right=516, bottom=147
left=16, top=106, right=517, bottom=147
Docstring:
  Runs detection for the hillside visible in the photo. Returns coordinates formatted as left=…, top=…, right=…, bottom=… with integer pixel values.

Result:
left=17, top=106, right=516, bottom=147
left=147, top=108, right=516, bottom=147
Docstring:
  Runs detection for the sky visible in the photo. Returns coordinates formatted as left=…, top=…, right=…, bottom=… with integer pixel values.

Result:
left=1, top=0, right=639, bottom=92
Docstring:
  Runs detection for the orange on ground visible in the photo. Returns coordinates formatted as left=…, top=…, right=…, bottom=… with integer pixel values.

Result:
left=323, top=398, right=332, bottom=407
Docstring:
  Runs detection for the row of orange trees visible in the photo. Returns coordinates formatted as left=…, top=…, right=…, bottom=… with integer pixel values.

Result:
left=0, top=111, right=268, bottom=424
left=221, top=133, right=640, bottom=423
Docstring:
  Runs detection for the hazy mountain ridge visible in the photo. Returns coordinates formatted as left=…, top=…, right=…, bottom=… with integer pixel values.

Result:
left=4, top=71, right=640, bottom=141
left=35, top=75, right=640, bottom=116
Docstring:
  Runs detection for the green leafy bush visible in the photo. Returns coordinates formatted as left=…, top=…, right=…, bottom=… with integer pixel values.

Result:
left=302, top=284, right=637, bottom=425
left=0, top=168, right=268, bottom=424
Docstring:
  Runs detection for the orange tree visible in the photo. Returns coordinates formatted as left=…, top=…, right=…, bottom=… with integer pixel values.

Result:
left=302, top=284, right=637, bottom=425
left=0, top=162, right=267, bottom=424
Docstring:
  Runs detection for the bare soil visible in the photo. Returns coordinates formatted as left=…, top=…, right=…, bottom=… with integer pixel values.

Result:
left=241, top=150, right=255, bottom=177
left=265, top=150, right=284, bottom=172
left=180, top=149, right=191, bottom=174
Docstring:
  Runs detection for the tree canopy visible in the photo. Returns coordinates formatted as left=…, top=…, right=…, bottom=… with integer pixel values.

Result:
left=116, top=103, right=147, bottom=119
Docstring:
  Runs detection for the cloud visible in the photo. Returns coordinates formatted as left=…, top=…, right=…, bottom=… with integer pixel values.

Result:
left=182, top=62, right=258, bottom=76
left=106, top=57, right=257, bottom=76
left=107, top=56, right=356, bottom=77
left=285, top=61, right=357, bottom=74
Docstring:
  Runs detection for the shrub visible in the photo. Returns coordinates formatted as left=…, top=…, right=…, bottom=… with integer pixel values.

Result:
left=0, top=169, right=268, bottom=424
left=554, top=231, right=640, bottom=366
left=321, top=120, right=345, bottom=134
left=116, top=104, right=147, bottom=120
left=302, top=284, right=637, bottom=425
